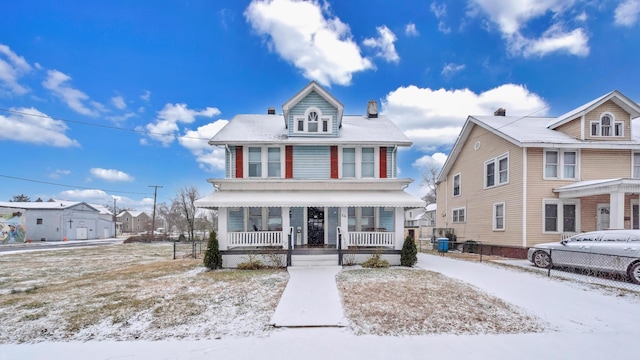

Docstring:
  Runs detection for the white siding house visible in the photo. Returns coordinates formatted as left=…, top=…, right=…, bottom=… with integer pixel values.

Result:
left=196, top=82, right=425, bottom=267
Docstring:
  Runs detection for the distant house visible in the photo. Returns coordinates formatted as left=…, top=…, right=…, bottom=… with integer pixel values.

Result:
left=404, top=204, right=437, bottom=242
left=195, top=81, right=424, bottom=267
left=0, top=200, right=115, bottom=242
left=116, top=211, right=150, bottom=234
left=436, top=90, right=640, bottom=250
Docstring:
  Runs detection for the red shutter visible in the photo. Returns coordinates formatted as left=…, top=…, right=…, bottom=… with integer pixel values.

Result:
left=235, top=146, right=243, bottom=178
left=379, top=147, right=387, bottom=178
left=330, top=146, right=339, bottom=179
left=285, top=146, right=293, bottom=178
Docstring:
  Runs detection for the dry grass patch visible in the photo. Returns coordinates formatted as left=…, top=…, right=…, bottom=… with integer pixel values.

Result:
left=337, top=267, right=545, bottom=336
left=0, top=243, right=288, bottom=343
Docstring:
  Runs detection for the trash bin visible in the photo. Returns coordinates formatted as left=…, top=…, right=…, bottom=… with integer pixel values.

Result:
left=437, top=238, right=449, bottom=253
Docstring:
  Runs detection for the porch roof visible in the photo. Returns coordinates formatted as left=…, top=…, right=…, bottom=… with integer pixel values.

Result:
left=195, top=190, right=425, bottom=208
left=554, top=178, right=640, bottom=198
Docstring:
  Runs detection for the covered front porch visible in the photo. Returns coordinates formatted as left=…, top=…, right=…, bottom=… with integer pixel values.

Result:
left=554, top=178, right=640, bottom=236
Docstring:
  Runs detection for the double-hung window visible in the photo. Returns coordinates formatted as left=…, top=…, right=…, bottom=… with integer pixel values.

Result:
left=591, top=113, right=623, bottom=137
left=544, top=149, right=578, bottom=179
left=361, top=148, right=375, bottom=178
left=343, top=148, right=356, bottom=177
left=267, top=147, right=281, bottom=177
left=453, top=174, right=461, bottom=196
left=248, top=147, right=262, bottom=177
left=634, top=153, right=640, bottom=179
left=452, top=208, right=466, bottom=223
left=544, top=200, right=578, bottom=233
left=493, top=203, right=505, bottom=231
left=485, top=153, right=508, bottom=188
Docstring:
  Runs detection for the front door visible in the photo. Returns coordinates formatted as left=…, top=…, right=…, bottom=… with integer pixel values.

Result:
left=597, top=204, right=610, bottom=231
left=307, top=207, right=324, bottom=246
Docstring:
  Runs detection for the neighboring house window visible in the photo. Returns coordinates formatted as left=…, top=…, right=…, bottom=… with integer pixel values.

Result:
left=544, top=149, right=578, bottom=179
left=544, top=200, right=578, bottom=233
left=361, top=148, right=375, bottom=178
left=248, top=147, right=262, bottom=177
left=452, top=208, right=466, bottom=223
left=591, top=113, right=623, bottom=137
left=36, top=218, right=43, bottom=225
left=485, top=154, right=508, bottom=188
left=634, top=152, right=640, bottom=178
left=453, top=173, right=461, bottom=196
left=294, top=107, right=332, bottom=134
left=343, top=148, right=356, bottom=177
left=493, top=203, right=505, bottom=231
left=268, top=147, right=281, bottom=177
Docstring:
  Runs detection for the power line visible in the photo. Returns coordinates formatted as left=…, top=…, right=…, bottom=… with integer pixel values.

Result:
left=0, top=174, right=152, bottom=196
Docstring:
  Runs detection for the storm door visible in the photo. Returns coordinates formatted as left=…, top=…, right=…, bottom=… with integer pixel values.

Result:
left=307, top=207, right=325, bottom=246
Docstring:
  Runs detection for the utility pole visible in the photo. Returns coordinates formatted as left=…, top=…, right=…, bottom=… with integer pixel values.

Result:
left=113, top=197, right=117, bottom=238
left=148, top=185, right=163, bottom=236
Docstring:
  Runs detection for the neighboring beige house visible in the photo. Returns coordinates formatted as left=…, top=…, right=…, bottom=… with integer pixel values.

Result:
left=116, top=210, right=150, bottom=234
left=436, top=90, right=640, bottom=249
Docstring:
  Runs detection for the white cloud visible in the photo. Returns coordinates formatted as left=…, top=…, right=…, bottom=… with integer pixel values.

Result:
left=405, top=23, right=419, bottom=36
left=146, top=103, right=221, bottom=147
left=48, top=169, right=71, bottom=179
left=0, top=43, right=32, bottom=95
left=111, top=95, right=126, bottom=110
left=469, top=0, right=589, bottom=58
left=441, top=63, right=466, bottom=76
left=382, top=84, right=548, bottom=151
left=412, top=152, right=448, bottom=168
left=615, top=0, right=640, bottom=26
left=244, top=0, right=373, bottom=86
left=42, top=70, right=103, bottom=116
left=106, top=112, right=136, bottom=124
left=0, top=107, right=80, bottom=147
left=90, top=168, right=134, bottom=182
left=140, top=90, right=151, bottom=102
left=363, top=25, right=400, bottom=63
left=178, top=120, right=229, bottom=172
left=430, top=2, right=451, bottom=33
left=58, top=189, right=112, bottom=203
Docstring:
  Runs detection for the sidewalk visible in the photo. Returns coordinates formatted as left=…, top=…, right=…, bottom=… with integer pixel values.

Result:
left=271, top=266, right=348, bottom=327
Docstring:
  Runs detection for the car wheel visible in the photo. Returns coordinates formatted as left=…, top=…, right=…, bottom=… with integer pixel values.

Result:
left=533, top=251, right=552, bottom=268
left=628, top=262, right=640, bottom=285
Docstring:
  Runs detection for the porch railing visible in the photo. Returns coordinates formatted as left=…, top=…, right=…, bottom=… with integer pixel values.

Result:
left=347, top=231, right=394, bottom=247
left=227, top=231, right=283, bottom=248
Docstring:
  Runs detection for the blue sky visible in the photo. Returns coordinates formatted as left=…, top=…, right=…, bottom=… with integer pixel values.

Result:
left=1, top=0, right=640, bottom=212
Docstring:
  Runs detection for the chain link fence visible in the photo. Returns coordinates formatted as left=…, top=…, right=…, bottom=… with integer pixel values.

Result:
left=173, top=240, right=205, bottom=259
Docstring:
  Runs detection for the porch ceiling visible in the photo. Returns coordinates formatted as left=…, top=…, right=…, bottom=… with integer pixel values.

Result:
left=554, top=178, right=640, bottom=198
left=195, top=190, right=425, bottom=208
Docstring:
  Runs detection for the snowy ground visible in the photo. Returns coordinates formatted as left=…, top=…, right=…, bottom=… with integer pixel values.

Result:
left=1, top=245, right=639, bottom=359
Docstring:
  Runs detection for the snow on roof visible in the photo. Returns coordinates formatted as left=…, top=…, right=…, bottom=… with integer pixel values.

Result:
left=210, top=114, right=412, bottom=146
left=426, top=203, right=437, bottom=212
left=0, top=200, right=105, bottom=212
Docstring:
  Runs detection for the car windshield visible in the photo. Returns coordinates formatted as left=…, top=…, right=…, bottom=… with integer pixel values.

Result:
left=568, top=234, right=600, bottom=242
left=600, top=233, right=630, bottom=242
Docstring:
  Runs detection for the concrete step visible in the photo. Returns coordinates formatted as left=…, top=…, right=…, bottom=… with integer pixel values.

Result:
left=291, top=254, right=339, bottom=266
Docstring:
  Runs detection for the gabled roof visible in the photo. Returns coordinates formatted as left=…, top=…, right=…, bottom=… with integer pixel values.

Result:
left=117, top=210, right=146, bottom=218
left=438, top=90, right=640, bottom=183
left=549, top=90, right=640, bottom=129
left=0, top=200, right=102, bottom=212
left=282, top=81, right=344, bottom=128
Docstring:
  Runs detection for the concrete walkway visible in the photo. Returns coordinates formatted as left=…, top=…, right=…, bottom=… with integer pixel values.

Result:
left=271, top=266, right=348, bottom=327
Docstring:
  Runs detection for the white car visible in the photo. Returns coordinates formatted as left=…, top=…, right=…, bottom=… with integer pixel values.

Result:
left=528, top=230, right=640, bottom=284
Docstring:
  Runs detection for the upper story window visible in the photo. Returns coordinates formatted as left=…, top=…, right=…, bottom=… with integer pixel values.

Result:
left=343, top=148, right=356, bottom=177
left=452, top=207, right=466, bottom=223
left=341, top=147, right=377, bottom=178
left=295, top=107, right=332, bottom=134
left=544, top=149, right=578, bottom=179
left=634, top=153, right=640, bottom=179
left=361, top=148, right=375, bottom=178
left=591, top=113, right=623, bottom=137
left=245, top=146, right=283, bottom=178
left=485, top=153, right=508, bottom=188
left=453, top=173, right=461, bottom=197
left=248, top=147, right=262, bottom=177
left=268, top=148, right=281, bottom=177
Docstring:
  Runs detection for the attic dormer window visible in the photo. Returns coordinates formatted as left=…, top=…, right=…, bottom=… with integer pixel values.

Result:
left=591, top=113, right=623, bottom=137
left=295, top=107, right=332, bottom=134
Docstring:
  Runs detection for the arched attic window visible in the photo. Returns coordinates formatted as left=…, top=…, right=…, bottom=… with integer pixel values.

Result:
left=295, top=107, right=332, bottom=134
left=591, top=112, right=623, bottom=137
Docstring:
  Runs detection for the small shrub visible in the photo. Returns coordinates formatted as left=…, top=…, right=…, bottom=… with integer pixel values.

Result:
left=203, top=231, right=222, bottom=270
left=177, top=234, right=186, bottom=242
left=237, top=253, right=263, bottom=270
left=400, top=236, right=418, bottom=267
left=342, top=253, right=357, bottom=266
left=361, top=253, right=389, bottom=268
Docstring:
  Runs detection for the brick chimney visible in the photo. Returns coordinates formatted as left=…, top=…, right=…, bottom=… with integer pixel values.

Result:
left=367, top=100, right=378, bottom=118
left=267, top=107, right=276, bottom=115
left=494, top=108, right=506, bottom=116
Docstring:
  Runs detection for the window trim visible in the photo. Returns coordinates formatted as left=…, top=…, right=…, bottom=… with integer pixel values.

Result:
left=493, top=202, right=505, bottom=231
left=542, top=199, right=580, bottom=234
left=244, top=145, right=284, bottom=179
left=590, top=112, right=623, bottom=137
left=633, top=152, right=640, bottom=179
left=339, top=146, right=379, bottom=179
left=452, top=173, right=461, bottom=197
left=543, top=149, right=579, bottom=180
left=452, top=207, right=466, bottom=223
left=484, top=153, right=509, bottom=188
left=293, top=107, right=332, bottom=134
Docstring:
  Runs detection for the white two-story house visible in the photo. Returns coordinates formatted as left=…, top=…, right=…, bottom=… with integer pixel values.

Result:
left=195, top=82, right=424, bottom=267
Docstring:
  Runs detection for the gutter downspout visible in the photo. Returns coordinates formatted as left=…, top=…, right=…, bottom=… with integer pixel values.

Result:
left=522, top=147, right=527, bottom=248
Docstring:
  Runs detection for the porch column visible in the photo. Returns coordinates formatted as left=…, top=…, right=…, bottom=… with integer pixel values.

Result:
left=218, top=208, right=228, bottom=250
left=610, top=191, right=625, bottom=229
left=340, top=207, right=348, bottom=248
left=282, top=206, right=290, bottom=249
left=394, top=206, right=404, bottom=250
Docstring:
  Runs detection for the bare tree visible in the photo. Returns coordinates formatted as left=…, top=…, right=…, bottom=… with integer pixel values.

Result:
left=174, top=186, right=200, bottom=241
left=10, top=194, right=30, bottom=202
left=420, top=161, right=442, bottom=205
